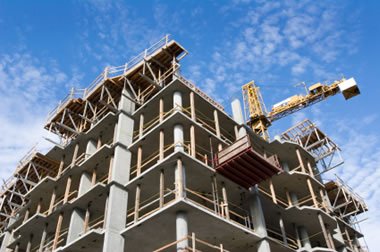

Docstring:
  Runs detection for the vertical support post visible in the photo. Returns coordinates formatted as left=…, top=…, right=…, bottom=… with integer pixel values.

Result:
left=91, top=169, right=97, bottom=185
left=67, top=208, right=85, bottom=243
left=318, top=213, right=333, bottom=249
left=84, top=207, right=90, bottom=233
left=139, top=113, right=144, bottom=138
left=26, top=235, right=32, bottom=252
left=190, top=92, right=196, bottom=120
left=295, top=148, right=306, bottom=173
left=190, top=125, right=195, bottom=157
left=78, top=172, right=92, bottom=196
left=23, top=209, right=30, bottom=223
left=159, top=130, right=164, bottom=160
left=307, top=161, right=315, bottom=177
left=159, top=98, right=164, bottom=122
left=221, top=183, right=230, bottom=220
left=279, top=214, right=288, bottom=246
left=63, top=176, right=72, bottom=203
left=174, top=124, right=184, bottom=152
left=57, top=156, right=65, bottom=177
left=103, top=88, right=134, bottom=252
left=38, top=224, right=48, bottom=252
left=285, top=188, right=292, bottom=207
left=71, top=144, right=80, bottom=167
left=293, top=223, right=302, bottom=249
left=48, top=188, right=57, bottom=215
left=137, top=146, right=142, bottom=176
left=269, top=178, right=277, bottom=204
left=299, top=226, right=312, bottom=250
left=53, top=213, right=63, bottom=250
left=248, top=186, right=271, bottom=252
left=176, top=211, right=188, bottom=251
left=192, top=232, right=196, bottom=252
left=214, top=110, right=221, bottom=137
left=36, top=198, right=42, bottom=214
left=86, top=139, right=97, bottom=159
left=175, top=159, right=184, bottom=199
left=307, top=178, right=318, bottom=208
left=159, top=170, right=164, bottom=208
left=134, top=185, right=141, bottom=223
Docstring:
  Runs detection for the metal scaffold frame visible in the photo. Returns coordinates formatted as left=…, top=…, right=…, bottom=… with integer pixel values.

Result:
left=280, top=119, right=344, bottom=174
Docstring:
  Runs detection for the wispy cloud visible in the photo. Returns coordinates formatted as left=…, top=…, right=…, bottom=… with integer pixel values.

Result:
left=0, top=52, right=72, bottom=181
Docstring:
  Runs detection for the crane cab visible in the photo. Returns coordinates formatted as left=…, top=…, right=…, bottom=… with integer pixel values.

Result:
left=308, top=83, right=324, bottom=95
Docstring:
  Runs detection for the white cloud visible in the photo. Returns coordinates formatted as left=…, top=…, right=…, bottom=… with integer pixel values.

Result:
left=0, top=52, right=69, bottom=182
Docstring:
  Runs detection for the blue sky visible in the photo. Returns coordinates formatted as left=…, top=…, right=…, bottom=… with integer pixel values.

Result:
left=0, top=0, right=379, bottom=250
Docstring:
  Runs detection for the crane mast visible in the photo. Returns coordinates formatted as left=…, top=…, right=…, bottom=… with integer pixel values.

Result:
left=242, top=77, right=360, bottom=140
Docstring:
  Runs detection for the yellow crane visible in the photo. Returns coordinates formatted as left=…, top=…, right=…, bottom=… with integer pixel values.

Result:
left=242, top=77, right=360, bottom=140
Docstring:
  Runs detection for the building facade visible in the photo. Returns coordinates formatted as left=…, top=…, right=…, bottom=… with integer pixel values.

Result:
left=0, top=36, right=367, bottom=252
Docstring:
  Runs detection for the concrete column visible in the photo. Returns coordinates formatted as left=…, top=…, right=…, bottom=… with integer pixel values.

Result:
left=221, top=183, right=230, bottom=219
left=248, top=186, right=271, bottom=252
left=176, top=211, right=188, bottom=251
left=103, top=88, right=134, bottom=252
left=290, top=192, right=299, bottom=206
left=213, top=110, right=221, bottom=137
left=279, top=214, right=288, bottom=246
left=231, top=99, right=247, bottom=139
left=78, top=172, right=92, bottom=196
left=38, top=224, right=48, bottom=252
left=299, top=226, right=312, bottom=250
left=86, top=139, right=97, bottom=158
left=139, top=113, right=144, bottom=138
left=159, top=170, right=164, bottom=208
left=0, top=217, right=16, bottom=252
left=159, top=130, right=164, bottom=160
left=173, top=91, right=183, bottom=110
left=175, top=159, right=185, bottom=198
left=67, top=208, right=85, bottom=244
left=281, top=161, right=290, bottom=172
left=293, top=223, right=302, bottom=249
left=134, top=185, right=141, bottom=223
left=174, top=124, right=184, bottom=152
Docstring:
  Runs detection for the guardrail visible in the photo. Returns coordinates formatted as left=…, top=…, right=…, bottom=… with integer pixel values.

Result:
left=47, top=35, right=172, bottom=122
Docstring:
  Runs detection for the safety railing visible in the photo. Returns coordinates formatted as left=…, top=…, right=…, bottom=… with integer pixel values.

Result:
left=47, top=35, right=172, bottom=122
left=185, top=187, right=252, bottom=230
left=126, top=187, right=176, bottom=227
left=153, top=233, right=230, bottom=252
left=267, top=228, right=299, bottom=250
left=176, top=75, right=224, bottom=111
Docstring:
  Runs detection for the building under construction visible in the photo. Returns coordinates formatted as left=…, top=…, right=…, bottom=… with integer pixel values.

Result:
left=0, top=36, right=368, bottom=252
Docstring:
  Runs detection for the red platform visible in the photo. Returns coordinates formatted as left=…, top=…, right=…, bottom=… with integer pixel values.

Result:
left=215, top=136, right=283, bottom=189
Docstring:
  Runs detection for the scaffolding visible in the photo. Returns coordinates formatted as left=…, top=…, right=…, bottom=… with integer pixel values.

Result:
left=45, top=35, right=188, bottom=144
left=0, top=146, right=59, bottom=232
left=324, top=176, right=368, bottom=220
left=280, top=119, right=344, bottom=174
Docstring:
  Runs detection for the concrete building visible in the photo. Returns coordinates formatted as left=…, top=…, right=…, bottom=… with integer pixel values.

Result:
left=0, top=36, right=368, bottom=252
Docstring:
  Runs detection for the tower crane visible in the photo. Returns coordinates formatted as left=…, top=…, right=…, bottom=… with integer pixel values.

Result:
left=242, top=77, right=360, bottom=140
